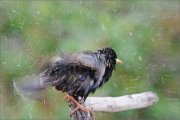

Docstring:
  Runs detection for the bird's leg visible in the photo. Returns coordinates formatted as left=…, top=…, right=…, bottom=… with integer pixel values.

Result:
left=65, top=94, right=91, bottom=114
left=65, top=94, right=70, bottom=102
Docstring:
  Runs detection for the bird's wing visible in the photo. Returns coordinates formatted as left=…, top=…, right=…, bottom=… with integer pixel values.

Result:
left=14, top=52, right=106, bottom=100
left=44, top=52, right=106, bottom=97
left=74, top=53, right=106, bottom=88
left=47, top=52, right=106, bottom=80
left=55, top=52, right=106, bottom=85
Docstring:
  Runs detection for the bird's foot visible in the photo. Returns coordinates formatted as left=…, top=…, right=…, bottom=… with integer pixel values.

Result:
left=65, top=94, right=91, bottom=114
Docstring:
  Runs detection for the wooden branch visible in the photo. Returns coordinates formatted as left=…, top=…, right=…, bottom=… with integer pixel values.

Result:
left=85, top=91, right=159, bottom=112
left=69, top=91, right=158, bottom=120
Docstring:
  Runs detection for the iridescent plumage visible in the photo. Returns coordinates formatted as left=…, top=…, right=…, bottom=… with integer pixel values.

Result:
left=14, top=47, right=120, bottom=101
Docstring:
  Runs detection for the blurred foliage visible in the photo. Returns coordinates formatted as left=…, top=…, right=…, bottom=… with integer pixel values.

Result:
left=0, top=1, right=180, bottom=120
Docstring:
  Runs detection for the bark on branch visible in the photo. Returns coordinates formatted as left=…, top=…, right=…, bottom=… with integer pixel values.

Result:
left=85, top=91, right=159, bottom=112
left=69, top=91, right=159, bottom=120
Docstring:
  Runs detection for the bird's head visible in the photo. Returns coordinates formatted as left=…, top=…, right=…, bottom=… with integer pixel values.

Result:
left=98, top=47, right=122, bottom=70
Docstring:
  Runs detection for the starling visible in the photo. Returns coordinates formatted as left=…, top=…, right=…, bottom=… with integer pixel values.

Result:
left=14, top=47, right=122, bottom=113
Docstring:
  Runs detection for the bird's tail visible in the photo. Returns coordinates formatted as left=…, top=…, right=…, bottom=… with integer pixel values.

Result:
left=13, top=74, right=51, bottom=100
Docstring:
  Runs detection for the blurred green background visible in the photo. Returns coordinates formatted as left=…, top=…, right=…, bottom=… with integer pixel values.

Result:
left=0, top=1, right=180, bottom=120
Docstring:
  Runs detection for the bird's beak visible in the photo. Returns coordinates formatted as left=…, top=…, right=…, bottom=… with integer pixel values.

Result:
left=116, top=58, right=122, bottom=64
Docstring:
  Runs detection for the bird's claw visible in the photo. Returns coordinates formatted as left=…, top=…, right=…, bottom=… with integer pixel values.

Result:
left=70, top=104, right=91, bottom=114
left=65, top=94, right=91, bottom=114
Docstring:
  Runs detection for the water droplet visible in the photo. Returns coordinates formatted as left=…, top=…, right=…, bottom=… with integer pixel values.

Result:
left=37, top=11, right=40, bottom=14
left=12, top=9, right=16, bottom=13
left=1, top=61, right=7, bottom=64
left=29, top=113, right=32, bottom=119
left=151, top=37, right=155, bottom=42
left=150, top=16, right=155, bottom=18
left=129, top=32, right=132, bottom=36
left=138, top=56, right=142, bottom=61
left=101, top=25, right=106, bottom=31
left=161, top=77, right=165, bottom=84
left=113, top=83, right=117, bottom=88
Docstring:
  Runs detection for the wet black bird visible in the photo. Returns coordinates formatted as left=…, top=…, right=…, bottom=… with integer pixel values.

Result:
left=14, top=47, right=122, bottom=113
